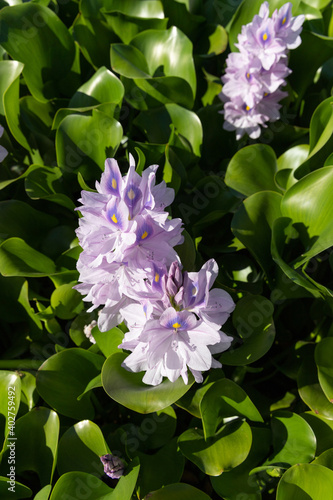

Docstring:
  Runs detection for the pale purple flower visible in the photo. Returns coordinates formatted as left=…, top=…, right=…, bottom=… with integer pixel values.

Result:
left=0, top=125, right=8, bottom=162
left=74, top=155, right=184, bottom=331
left=120, top=307, right=228, bottom=385
left=119, top=259, right=235, bottom=385
left=220, top=1, right=304, bottom=140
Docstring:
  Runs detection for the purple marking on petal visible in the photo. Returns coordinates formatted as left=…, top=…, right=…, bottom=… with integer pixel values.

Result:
left=124, top=183, right=142, bottom=219
left=101, top=158, right=122, bottom=196
left=260, top=28, right=271, bottom=45
left=105, top=199, right=129, bottom=231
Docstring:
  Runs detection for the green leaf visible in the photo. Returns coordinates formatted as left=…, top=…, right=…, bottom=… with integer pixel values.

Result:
left=111, top=43, right=150, bottom=78
left=0, top=4, right=76, bottom=101
left=131, top=26, right=196, bottom=97
left=313, top=448, right=333, bottom=471
left=263, top=411, right=316, bottom=468
left=57, top=420, right=109, bottom=476
left=92, top=326, right=124, bottom=358
left=276, top=144, right=310, bottom=190
left=178, top=420, right=252, bottom=475
left=49, top=472, right=114, bottom=500
left=211, top=426, right=271, bottom=500
left=220, top=295, right=276, bottom=366
left=0, top=60, right=29, bottom=151
left=20, top=371, right=38, bottom=411
left=231, top=191, right=282, bottom=280
left=56, top=109, right=122, bottom=180
left=69, top=66, right=124, bottom=108
left=315, top=337, right=333, bottom=403
left=281, top=166, right=333, bottom=268
left=102, top=352, right=194, bottom=414
left=50, top=282, right=83, bottom=320
left=33, top=485, right=52, bottom=500
left=36, top=348, right=104, bottom=419
left=225, top=144, right=280, bottom=197
left=0, top=237, right=56, bottom=277
left=176, top=371, right=225, bottom=418
left=277, top=463, right=333, bottom=500
left=200, top=378, right=263, bottom=439
left=0, top=407, right=59, bottom=486
left=0, top=477, right=32, bottom=500
left=145, top=483, right=211, bottom=500
left=301, top=412, right=333, bottom=456
left=77, top=374, right=102, bottom=401
left=174, top=230, right=196, bottom=272
left=298, top=349, right=333, bottom=419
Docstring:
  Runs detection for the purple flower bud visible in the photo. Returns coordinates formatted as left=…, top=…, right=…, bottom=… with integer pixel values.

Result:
left=100, top=454, right=125, bottom=479
left=166, top=261, right=183, bottom=296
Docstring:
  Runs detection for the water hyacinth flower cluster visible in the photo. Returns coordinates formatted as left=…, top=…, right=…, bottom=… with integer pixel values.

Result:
left=220, top=2, right=305, bottom=140
left=75, top=157, right=235, bottom=385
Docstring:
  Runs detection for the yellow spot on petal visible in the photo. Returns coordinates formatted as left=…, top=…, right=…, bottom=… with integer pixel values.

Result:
left=246, top=72, right=250, bottom=79
left=173, top=322, right=181, bottom=329
left=111, top=213, right=118, bottom=224
left=263, top=32, right=268, bottom=41
left=282, top=16, right=287, bottom=25
left=112, top=178, right=117, bottom=189
left=155, top=273, right=160, bottom=283
left=141, top=231, right=148, bottom=239
left=264, top=92, right=269, bottom=97
left=246, top=105, right=251, bottom=111
left=127, top=188, right=135, bottom=200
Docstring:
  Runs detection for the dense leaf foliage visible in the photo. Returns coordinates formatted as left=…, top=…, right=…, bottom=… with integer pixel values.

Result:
left=1, top=0, right=333, bottom=499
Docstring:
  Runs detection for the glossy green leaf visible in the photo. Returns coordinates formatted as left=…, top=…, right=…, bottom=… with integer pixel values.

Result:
left=0, top=237, right=56, bottom=277
left=92, top=326, right=124, bottom=358
left=200, top=378, right=263, bottom=438
left=56, top=109, right=122, bottom=180
left=220, top=295, right=275, bottom=366
left=178, top=420, right=252, bottom=476
left=176, top=371, right=225, bottom=418
left=298, top=350, right=333, bottom=419
left=102, top=352, right=194, bottom=414
left=271, top=218, right=326, bottom=299
left=131, top=26, right=196, bottom=97
left=111, top=43, right=150, bottom=78
left=77, top=374, right=102, bottom=401
left=302, top=411, right=333, bottom=455
left=231, top=191, right=282, bottom=279
left=146, top=483, right=211, bottom=500
left=277, top=463, right=333, bottom=500
left=36, top=348, right=104, bottom=419
left=276, top=144, right=310, bottom=190
left=281, top=166, right=333, bottom=266
left=0, top=477, right=32, bottom=500
left=313, top=448, right=333, bottom=470
left=211, top=427, right=271, bottom=500
left=225, top=144, right=280, bottom=197
left=49, top=472, right=114, bottom=500
left=0, top=60, right=29, bottom=151
left=315, top=337, right=333, bottom=402
left=20, top=371, right=38, bottom=411
left=57, top=420, right=109, bottom=476
left=24, top=166, right=75, bottom=211
left=0, top=371, right=21, bottom=440
left=50, top=282, right=83, bottom=320
left=0, top=4, right=76, bottom=101
left=33, top=485, right=52, bottom=500
left=264, top=411, right=316, bottom=467
left=69, top=66, right=124, bottom=108
left=0, top=407, right=59, bottom=486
